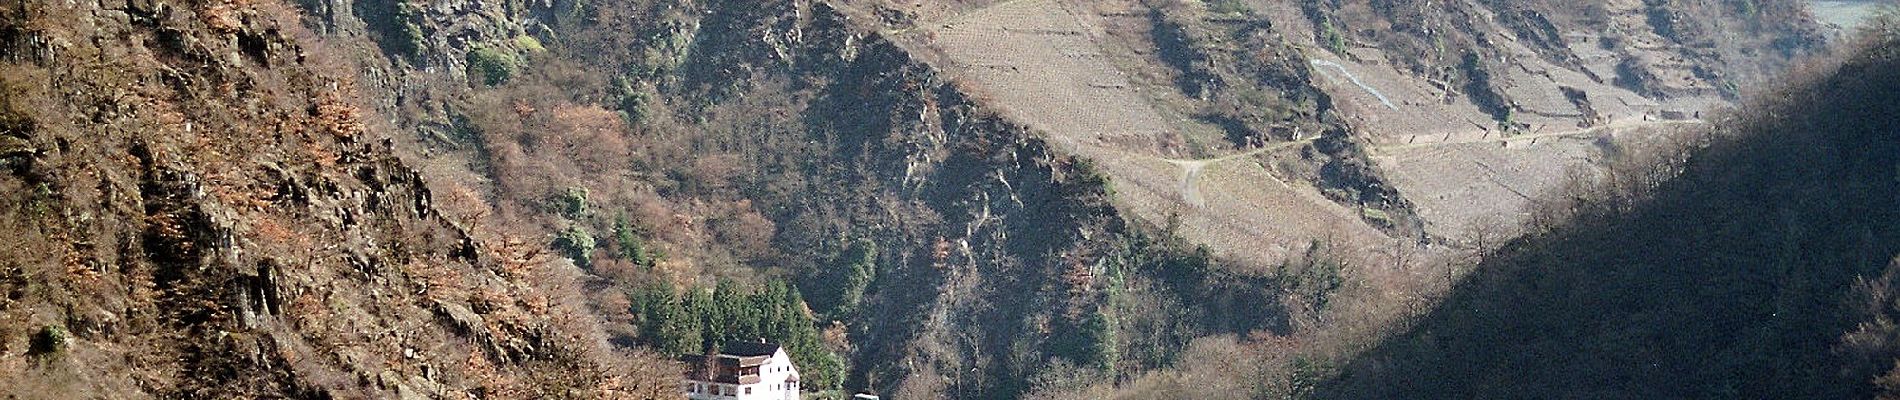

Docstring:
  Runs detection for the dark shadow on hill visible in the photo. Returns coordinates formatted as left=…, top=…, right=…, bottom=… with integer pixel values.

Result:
left=1318, top=36, right=1900, bottom=399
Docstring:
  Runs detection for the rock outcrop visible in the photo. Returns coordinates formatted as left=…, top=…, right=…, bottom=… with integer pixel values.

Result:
left=0, top=0, right=673, bottom=397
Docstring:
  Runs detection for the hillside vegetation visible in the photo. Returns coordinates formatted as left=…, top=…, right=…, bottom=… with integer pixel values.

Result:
left=0, top=0, right=676, bottom=397
left=1323, top=17, right=1900, bottom=398
left=0, top=0, right=1862, bottom=398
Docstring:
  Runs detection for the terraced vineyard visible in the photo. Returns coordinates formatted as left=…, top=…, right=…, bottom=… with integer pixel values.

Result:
left=892, top=0, right=1387, bottom=266
left=868, top=0, right=1784, bottom=268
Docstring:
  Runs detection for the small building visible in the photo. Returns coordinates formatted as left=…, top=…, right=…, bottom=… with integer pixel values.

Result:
left=682, top=341, right=800, bottom=400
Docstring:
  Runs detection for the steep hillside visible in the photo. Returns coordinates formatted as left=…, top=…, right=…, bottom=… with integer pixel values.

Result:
left=844, top=0, right=1823, bottom=272
left=0, top=0, right=1843, bottom=398
left=1298, top=0, right=1822, bottom=240
left=277, top=0, right=1303, bottom=397
left=1323, top=21, right=1900, bottom=398
left=0, top=0, right=673, bottom=397
left=833, top=2, right=1819, bottom=396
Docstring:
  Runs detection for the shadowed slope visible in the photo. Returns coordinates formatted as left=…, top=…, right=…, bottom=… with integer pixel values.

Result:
left=1322, top=32, right=1900, bottom=398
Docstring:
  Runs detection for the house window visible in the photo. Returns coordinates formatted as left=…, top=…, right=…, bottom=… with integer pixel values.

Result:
left=745, top=387, right=753, bottom=395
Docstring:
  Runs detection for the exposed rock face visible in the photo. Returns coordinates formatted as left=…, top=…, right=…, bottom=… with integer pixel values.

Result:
left=0, top=0, right=672, bottom=397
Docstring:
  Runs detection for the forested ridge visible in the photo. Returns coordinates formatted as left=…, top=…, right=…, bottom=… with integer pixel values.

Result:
left=1323, top=18, right=1900, bottom=398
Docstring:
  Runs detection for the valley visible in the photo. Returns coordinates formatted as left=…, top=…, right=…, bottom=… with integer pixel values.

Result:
left=0, top=0, right=1884, bottom=398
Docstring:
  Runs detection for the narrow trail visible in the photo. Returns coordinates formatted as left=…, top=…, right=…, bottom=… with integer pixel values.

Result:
left=1372, top=118, right=1706, bottom=152
left=1155, top=118, right=1704, bottom=208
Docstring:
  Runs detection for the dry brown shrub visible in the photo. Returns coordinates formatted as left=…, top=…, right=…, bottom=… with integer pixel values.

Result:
left=464, top=351, right=528, bottom=397
left=629, top=192, right=689, bottom=243
left=932, top=236, right=953, bottom=265
left=651, top=256, right=698, bottom=288
left=313, top=90, right=365, bottom=138
left=599, top=347, right=685, bottom=399
left=431, top=177, right=493, bottom=227
left=822, top=321, right=849, bottom=350
left=401, top=260, right=468, bottom=304
left=488, top=237, right=548, bottom=282
left=592, top=289, right=634, bottom=323
left=200, top=3, right=240, bottom=33
left=286, top=290, right=330, bottom=330
left=302, top=140, right=338, bottom=168
left=591, top=258, right=644, bottom=282
left=689, top=153, right=743, bottom=190
left=546, top=105, right=633, bottom=173
left=250, top=214, right=309, bottom=249
left=712, top=203, right=775, bottom=261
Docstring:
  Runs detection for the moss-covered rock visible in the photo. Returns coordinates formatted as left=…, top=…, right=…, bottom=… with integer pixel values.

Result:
left=465, top=46, right=520, bottom=86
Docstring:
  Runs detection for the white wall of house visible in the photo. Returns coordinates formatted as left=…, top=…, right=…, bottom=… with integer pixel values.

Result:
left=753, top=349, right=800, bottom=400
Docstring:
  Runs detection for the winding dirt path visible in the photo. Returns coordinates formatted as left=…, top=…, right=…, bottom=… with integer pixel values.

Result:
left=1162, top=138, right=1317, bottom=208
left=1373, top=118, right=1706, bottom=152
left=1155, top=117, right=1704, bottom=210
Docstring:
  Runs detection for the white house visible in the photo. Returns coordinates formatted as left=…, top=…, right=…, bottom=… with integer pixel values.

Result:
left=682, top=341, right=800, bottom=400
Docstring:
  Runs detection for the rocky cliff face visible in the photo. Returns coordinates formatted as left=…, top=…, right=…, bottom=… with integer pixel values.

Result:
left=0, top=0, right=671, bottom=397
